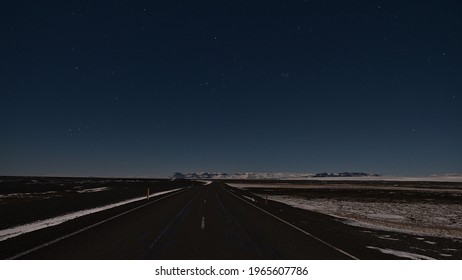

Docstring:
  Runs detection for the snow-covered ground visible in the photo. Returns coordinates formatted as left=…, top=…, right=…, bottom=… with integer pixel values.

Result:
left=76, top=187, right=111, bottom=193
left=0, top=188, right=183, bottom=242
left=366, top=246, right=436, bottom=260
left=307, top=176, right=462, bottom=182
left=228, top=183, right=462, bottom=239
left=228, top=183, right=462, bottom=193
left=0, top=191, right=62, bottom=200
left=256, top=195, right=462, bottom=239
left=0, top=186, right=112, bottom=200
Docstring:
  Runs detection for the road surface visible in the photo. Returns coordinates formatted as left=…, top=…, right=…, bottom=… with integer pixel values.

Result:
left=4, top=182, right=393, bottom=259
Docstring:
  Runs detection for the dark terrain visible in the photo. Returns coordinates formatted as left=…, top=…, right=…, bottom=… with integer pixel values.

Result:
left=0, top=176, right=460, bottom=259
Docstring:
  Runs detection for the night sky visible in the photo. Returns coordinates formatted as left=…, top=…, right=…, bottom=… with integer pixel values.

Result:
left=1, top=0, right=461, bottom=177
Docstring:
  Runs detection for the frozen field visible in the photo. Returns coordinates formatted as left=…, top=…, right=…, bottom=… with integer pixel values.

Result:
left=228, top=181, right=462, bottom=239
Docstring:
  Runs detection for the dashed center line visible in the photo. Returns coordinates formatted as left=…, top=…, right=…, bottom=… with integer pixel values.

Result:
left=201, top=216, right=206, bottom=230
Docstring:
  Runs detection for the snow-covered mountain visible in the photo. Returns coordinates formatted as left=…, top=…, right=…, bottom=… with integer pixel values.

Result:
left=172, top=172, right=462, bottom=182
left=312, top=172, right=380, bottom=178
left=172, top=172, right=379, bottom=180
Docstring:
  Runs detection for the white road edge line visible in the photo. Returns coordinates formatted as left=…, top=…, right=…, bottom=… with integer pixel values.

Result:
left=0, top=188, right=184, bottom=242
left=8, top=187, right=189, bottom=260
left=225, top=186, right=359, bottom=260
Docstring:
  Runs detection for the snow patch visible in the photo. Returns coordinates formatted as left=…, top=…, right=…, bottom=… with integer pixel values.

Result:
left=243, top=195, right=256, bottom=202
left=0, top=191, right=61, bottom=201
left=76, top=187, right=111, bottom=193
left=377, top=235, right=400, bottom=241
left=367, top=246, right=435, bottom=260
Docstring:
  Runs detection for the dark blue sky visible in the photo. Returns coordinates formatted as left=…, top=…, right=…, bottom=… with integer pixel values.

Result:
left=1, top=0, right=461, bottom=177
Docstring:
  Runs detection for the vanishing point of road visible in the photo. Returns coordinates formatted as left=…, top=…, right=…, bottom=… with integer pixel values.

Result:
left=8, top=182, right=362, bottom=259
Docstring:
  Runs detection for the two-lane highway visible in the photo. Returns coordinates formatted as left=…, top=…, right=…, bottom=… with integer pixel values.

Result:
left=13, top=182, right=356, bottom=259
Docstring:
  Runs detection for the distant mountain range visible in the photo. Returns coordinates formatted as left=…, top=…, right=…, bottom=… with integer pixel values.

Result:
left=172, top=172, right=380, bottom=180
left=312, top=172, right=380, bottom=178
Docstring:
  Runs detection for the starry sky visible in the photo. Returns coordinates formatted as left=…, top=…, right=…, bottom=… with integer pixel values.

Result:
left=1, top=0, right=461, bottom=177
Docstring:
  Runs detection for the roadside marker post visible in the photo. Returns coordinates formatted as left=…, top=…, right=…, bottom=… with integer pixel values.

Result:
left=147, top=188, right=150, bottom=200
left=265, top=194, right=268, bottom=206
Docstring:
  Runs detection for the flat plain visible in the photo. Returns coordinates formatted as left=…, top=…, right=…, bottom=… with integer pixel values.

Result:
left=0, top=176, right=460, bottom=259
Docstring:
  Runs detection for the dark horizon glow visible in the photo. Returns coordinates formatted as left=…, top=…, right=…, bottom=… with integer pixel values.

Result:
left=1, top=0, right=461, bottom=177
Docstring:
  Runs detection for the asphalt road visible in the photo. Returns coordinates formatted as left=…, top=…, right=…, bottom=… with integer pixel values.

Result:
left=9, top=182, right=359, bottom=259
